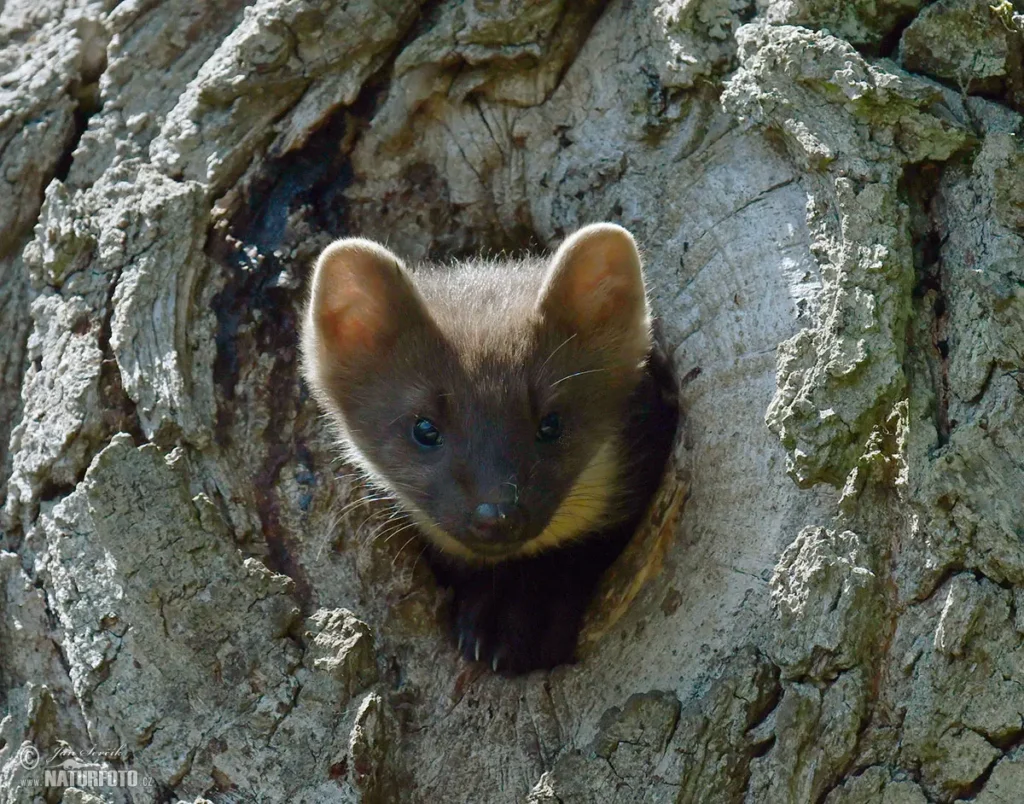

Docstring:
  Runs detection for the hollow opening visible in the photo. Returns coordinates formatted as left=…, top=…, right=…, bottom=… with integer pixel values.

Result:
left=207, top=77, right=688, bottom=674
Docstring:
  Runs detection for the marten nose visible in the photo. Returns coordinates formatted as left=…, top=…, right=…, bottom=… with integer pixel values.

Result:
left=469, top=502, right=523, bottom=542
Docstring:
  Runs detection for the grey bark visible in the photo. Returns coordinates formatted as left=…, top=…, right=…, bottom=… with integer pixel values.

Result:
left=0, top=0, right=1022, bottom=802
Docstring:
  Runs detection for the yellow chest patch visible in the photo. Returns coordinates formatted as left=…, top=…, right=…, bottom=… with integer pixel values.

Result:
left=515, top=438, right=621, bottom=557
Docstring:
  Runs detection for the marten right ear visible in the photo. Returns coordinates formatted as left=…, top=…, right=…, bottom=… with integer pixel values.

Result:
left=536, top=223, right=651, bottom=365
left=301, top=238, right=430, bottom=381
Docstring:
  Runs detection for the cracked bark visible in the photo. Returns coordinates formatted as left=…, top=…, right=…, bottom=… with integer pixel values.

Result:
left=1, top=0, right=1023, bottom=803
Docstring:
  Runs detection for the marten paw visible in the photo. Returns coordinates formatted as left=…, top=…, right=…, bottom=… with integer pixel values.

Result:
left=450, top=576, right=587, bottom=676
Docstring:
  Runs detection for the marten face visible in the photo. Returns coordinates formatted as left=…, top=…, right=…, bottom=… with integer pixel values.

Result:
left=301, top=225, right=652, bottom=563
left=322, top=324, right=639, bottom=561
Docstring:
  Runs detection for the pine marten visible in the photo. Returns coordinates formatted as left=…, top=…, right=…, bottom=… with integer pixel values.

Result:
left=300, top=224, right=677, bottom=675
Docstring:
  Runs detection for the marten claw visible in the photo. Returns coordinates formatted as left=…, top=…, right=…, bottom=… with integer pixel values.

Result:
left=448, top=576, right=584, bottom=675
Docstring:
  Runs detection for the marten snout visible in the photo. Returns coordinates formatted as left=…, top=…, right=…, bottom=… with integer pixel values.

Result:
left=468, top=501, right=525, bottom=545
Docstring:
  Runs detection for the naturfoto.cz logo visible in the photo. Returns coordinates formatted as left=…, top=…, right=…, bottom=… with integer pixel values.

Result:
left=15, top=741, right=153, bottom=790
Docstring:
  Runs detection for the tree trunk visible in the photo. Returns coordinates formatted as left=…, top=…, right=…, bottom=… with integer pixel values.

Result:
left=1, top=0, right=1022, bottom=802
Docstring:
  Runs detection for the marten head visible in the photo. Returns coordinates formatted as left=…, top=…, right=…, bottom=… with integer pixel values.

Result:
left=301, top=224, right=652, bottom=563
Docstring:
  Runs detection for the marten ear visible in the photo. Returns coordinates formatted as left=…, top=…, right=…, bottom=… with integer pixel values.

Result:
left=537, top=223, right=651, bottom=362
left=301, top=238, right=430, bottom=379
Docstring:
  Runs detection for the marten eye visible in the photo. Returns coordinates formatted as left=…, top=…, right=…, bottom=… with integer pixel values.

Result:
left=412, top=417, right=443, bottom=448
left=536, top=412, right=562, bottom=443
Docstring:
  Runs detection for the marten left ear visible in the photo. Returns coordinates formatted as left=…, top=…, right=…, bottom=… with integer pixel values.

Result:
left=537, top=223, right=651, bottom=362
left=301, top=237, right=438, bottom=400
